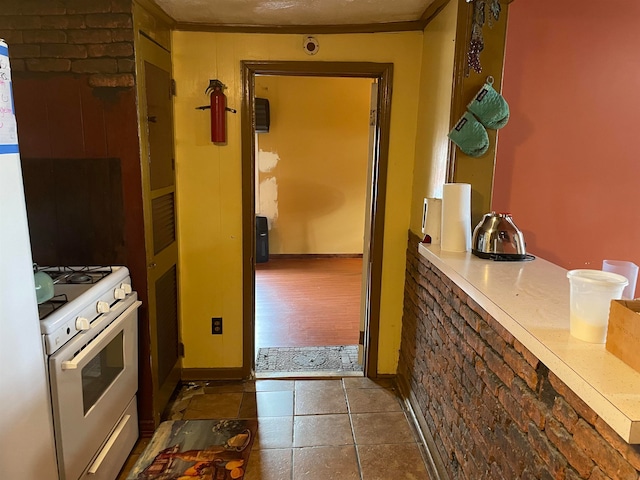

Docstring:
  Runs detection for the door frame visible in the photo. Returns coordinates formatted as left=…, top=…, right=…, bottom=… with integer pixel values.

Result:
left=240, top=61, right=393, bottom=378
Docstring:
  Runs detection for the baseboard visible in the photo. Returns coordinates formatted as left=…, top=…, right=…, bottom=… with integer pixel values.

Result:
left=374, top=373, right=396, bottom=380
left=268, top=253, right=363, bottom=259
left=396, top=375, right=449, bottom=480
left=181, top=367, right=247, bottom=381
left=139, top=419, right=158, bottom=438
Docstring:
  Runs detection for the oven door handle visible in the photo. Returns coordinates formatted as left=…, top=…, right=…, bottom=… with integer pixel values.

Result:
left=61, top=300, right=141, bottom=371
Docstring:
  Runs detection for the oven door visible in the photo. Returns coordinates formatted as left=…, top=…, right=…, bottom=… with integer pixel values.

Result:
left=49, top=294, right=140, bottom=480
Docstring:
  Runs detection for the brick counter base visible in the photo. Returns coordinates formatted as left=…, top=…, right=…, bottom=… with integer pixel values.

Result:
left=397, top=231, right=640, bottom=480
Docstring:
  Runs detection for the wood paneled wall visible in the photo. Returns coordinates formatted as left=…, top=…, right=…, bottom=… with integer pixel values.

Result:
left=13, top=75, right=145, bottom=278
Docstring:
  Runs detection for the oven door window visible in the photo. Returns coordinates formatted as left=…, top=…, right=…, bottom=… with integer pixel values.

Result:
left=81, top=331, right=124, bottom=414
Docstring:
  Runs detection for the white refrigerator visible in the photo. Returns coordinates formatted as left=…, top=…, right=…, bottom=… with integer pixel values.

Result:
left=0, top=40, right=58, bottom=478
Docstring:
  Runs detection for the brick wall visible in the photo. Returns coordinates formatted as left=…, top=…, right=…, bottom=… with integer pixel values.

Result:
left=0, top=0, right=134, bottom=87
left=397, top=231, right=640, bottom=480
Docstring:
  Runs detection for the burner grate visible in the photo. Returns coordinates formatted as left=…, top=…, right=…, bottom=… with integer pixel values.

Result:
left=38, top=294, right=68, bottom=320
left=39, top=266, right=114, bottom=285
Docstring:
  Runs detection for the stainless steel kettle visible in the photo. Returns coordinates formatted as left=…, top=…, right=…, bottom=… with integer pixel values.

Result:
left=472, top=212, right=527, bottom=260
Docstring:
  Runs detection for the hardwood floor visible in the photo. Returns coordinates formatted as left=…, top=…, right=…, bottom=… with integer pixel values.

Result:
left=254, top=257, right=362, bottom=351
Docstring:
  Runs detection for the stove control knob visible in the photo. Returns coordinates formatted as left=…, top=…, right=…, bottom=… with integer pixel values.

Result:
left=121, top=283, right=132, bottom=294
left=76, top=317, right=90, bottom=331
left=114, top=288, right=126, bottom=300
left=96, top=301, right=110, bottom=314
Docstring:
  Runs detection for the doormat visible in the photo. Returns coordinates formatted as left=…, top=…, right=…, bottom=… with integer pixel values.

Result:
left=126, top=419, right=257, bottom=480
left=256, top=345, right=362, bottom=373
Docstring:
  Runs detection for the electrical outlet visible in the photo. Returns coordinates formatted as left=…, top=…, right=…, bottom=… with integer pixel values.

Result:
left=212, top=317, right=223, bottom=335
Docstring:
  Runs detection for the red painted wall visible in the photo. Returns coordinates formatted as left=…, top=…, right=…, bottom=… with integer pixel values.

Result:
left=493, top=0, right=640, bottom=272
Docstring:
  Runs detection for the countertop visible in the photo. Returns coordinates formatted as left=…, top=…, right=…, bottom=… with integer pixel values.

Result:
left=418, top=243, right=640, bottom=444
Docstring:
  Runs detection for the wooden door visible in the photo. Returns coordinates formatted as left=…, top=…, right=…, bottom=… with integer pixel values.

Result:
left=139, top=36, right=180, bottom=426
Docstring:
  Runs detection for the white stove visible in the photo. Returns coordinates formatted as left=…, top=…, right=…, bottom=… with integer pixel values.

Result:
left=38, top=266, right=133, bottom=355
left=37, top=265, right=141, bottom=480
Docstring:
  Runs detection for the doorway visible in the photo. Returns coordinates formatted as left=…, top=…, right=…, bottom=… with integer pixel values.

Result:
left=253, top=75, right=370, bottom=376
left=241, top=61, right=394, bottom=379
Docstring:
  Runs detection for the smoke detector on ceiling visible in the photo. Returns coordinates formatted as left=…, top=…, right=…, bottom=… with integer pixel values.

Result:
left=303, top=36, right=319, bottom=55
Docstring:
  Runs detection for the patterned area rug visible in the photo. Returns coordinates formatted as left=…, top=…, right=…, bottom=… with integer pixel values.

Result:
left=256, top=345, right=361, bottom=373
left=126, top=419, right=256, bottom=479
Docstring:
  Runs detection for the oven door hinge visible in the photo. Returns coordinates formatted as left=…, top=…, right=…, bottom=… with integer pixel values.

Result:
left=178, top=342, right=185, bottom=357
left=171, top=79, right=177, bottom=96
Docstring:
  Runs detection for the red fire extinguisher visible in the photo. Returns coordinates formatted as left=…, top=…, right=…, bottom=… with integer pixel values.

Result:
left=206, top=79, right=227, bottom=143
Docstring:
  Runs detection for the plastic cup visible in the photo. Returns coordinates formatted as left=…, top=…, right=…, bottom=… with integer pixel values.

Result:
left=567, top=269, right=628, bottom=343
left=602, top=260, right=638, bottom=300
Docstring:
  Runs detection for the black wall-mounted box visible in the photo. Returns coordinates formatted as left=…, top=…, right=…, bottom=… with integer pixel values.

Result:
left=255, top=97, right=270, bottom=133
left=256, top=216, right=269, bottom=263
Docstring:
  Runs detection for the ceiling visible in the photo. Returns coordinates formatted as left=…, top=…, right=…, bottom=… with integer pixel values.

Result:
left=149, top=0, right=443, bottom=32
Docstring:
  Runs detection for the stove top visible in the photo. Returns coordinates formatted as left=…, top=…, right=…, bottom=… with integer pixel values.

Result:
left=37, top=266, right=121, bottom=320
left=38, top=266, right=133, bottom=354
left=41, top=265, right=115, bottom=285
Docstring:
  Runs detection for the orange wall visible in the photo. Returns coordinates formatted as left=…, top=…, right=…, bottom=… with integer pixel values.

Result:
left=494, top=0, right=640, bottom=270
left=255, top=76, right=371, bottom=255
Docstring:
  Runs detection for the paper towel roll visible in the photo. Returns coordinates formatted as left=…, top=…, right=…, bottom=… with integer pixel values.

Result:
left=441, top=183, right=471, bottom=252
left=423, top=198, right=442, bottom=245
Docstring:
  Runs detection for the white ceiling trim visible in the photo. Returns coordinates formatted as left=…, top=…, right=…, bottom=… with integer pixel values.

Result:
left=151, top=0, right=439, bottom=27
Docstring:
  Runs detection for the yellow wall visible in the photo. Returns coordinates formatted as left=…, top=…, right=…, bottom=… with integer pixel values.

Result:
left=410, top=0, right=458, bottom=235
left=255, top=76, right=371, bottom=255
left=172, top=31, right=424, bottom=373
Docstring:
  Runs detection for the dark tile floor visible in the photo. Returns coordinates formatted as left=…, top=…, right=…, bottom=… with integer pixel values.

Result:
left=118, top=377, right=431, bottom=480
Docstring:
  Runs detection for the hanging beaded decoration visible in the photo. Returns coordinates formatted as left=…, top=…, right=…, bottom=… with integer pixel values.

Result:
left=467, top=0, right=485, bottom=75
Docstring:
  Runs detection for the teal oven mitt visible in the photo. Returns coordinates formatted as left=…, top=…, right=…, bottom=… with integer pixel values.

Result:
left=467, top=77, right=510, bottom=130
left=448, top=111, right=489, bottom=157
